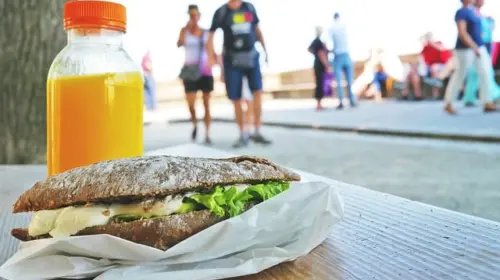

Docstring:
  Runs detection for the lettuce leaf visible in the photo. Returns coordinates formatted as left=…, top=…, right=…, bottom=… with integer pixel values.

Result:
left=176, top=201, right=198, bottom=214
left=107, top=182, right=291, bottom=224
left=187, top=182, right=290, bottom=218
left=190, top=187, right=226, bottom=217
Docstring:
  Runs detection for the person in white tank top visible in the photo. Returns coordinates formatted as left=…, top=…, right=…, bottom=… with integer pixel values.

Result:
left=177, top=5, right=216, bottom=144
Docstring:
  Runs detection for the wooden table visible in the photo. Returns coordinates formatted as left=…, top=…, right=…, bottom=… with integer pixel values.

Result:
left=1, top=144, right=500, bottom=279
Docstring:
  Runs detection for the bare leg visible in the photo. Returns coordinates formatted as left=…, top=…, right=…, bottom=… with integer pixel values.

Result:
left=250, top=90, right=271, bottom=144
left=410, top=69, right=422, bottom=97
left=316, top=99, right=323, bottom=111
left=202, top=92, right=211, bottom=142
left=233, top=99, right=244, bottom=134
left=430, top=65, right=440, bottom=98
left=244, top=100, right=254, bottom=133
left=437, top=58, right=456, bottom=80
left=185, top=92, right=197, bottom=140
left=252, top=90, right=262, bottom=131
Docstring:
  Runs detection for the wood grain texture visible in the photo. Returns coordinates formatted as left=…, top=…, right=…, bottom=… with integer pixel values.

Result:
left=1, top=158, right=500, bottom=279
left=0, top=0, right=65, bottom=164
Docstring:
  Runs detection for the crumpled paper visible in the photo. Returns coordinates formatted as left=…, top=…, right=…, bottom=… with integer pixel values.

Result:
left=0, top=181, right=344, bottom=280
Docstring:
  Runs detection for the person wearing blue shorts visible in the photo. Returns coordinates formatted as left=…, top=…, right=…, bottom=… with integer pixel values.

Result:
left=206, top=0, right=271, bottom=148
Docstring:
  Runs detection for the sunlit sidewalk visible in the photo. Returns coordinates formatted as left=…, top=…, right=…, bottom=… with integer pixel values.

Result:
left=144, top=99, right=500, bottom=142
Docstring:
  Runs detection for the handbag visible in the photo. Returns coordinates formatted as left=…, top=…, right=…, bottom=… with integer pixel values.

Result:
left=229, top=49, right=256, bottom=69
left=179, top=31, right=205, bottom=81
left=323, top=72, right=334, bottom=97
left=179, top=64, right=201, bottom=82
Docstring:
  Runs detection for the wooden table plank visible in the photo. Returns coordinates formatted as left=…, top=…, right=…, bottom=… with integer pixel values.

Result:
left=0, top=165, right=46, bottom=269
left=1, top=145, right=500, bottom=280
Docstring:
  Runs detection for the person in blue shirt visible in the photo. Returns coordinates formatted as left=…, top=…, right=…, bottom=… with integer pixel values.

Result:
left=462, top=0, right=500, bottom=106
left=206, top=0, right=271, bottom=148
left=443, top=0, right=497, bottom=114
left=329, top=13, right=356, bottom=109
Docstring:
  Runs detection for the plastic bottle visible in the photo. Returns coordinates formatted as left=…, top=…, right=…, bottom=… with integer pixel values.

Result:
left=47, top=0, right=144, bottom=175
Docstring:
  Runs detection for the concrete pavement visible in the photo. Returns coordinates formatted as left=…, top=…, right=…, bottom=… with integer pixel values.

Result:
left=146, top=99, right=500, bottom=142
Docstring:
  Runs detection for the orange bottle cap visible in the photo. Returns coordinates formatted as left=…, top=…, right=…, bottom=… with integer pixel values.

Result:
left=64, top=0, right=127, bottom=32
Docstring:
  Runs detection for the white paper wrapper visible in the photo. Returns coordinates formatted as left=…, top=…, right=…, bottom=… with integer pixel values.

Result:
left=0, top=181, right=344, bottom=280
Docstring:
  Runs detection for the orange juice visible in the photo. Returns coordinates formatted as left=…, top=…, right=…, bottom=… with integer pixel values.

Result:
left=47, top=72, right=144, bottom=175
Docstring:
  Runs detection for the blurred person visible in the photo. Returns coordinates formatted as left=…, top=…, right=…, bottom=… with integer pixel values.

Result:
left=220, top=56, right=255, bottom=138
left=177, top=5, right=216, bottom=144
left=483, top=16, right=495, bottom=53
left=463, top=0, right=500, bottom=106
left=476, top=0, right=495, bottom=54
left=443, top=0, right=497, bottom=114
left=358, top=64, right=386, bottom=102
left=206, top=0, right=271, bottom=148
left=142, top=50, right=157, bottom=111
left=353, top=47, right=406, bottom=99
left=399, top=62, right=423, bottom=100
left=329, top=12, right=356, bottom=109
left=419, top=32, right=454, bottom=99
left=308, top=26, right=330, bottom=111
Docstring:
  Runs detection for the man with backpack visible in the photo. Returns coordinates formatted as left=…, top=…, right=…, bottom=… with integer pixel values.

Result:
left=206, top=0, right=271, bottom=148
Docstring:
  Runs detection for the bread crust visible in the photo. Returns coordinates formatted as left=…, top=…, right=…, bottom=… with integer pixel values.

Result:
left=13, top=155, right=300, bottom=213
left=11, top=210, right=224, bottom=250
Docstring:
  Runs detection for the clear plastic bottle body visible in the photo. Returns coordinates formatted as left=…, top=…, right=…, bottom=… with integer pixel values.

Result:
left=47, top=28, right=144, bottom=176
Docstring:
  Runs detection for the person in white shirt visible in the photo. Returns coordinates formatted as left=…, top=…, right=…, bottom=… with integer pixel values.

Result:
left=329, top=13, right=356, bottom=109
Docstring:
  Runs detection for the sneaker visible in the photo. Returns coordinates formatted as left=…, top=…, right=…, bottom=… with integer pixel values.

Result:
left=250, top=133, right=272, bottom=145
left=232, top=136, right=249, bottom=148
left=444, top=103, right=457, bottom=115
left=336, top=103, right=344, bottom=110
left=484, top=103, right=497, bottom=113
left=204, top=137, right=212, bottom=145
left=464, top=102, right=475, bottom=107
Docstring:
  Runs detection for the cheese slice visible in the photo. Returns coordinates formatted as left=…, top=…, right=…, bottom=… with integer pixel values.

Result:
left=28, top=193, right=194, bottom=238
left=27, top=185, right=251, bottom=238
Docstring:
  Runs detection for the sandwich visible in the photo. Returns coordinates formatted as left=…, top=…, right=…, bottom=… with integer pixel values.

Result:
left=11, top=155, right=300, bottom=250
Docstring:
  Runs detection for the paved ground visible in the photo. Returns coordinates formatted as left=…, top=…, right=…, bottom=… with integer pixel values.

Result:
left=146, top=99, right=500, bottom=141
left=145, top=122, right=500, bottom=222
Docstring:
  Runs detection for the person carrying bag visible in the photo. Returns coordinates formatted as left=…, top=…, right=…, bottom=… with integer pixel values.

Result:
left=177, top=5, right=215, bottom=144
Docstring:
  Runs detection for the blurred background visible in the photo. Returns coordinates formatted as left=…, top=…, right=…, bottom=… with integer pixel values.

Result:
left=121, top=0, right=500, bottom=80
left=1, top=0, right=499, bottom=223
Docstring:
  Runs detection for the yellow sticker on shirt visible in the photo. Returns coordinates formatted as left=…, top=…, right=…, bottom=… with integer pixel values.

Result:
left=233, top=13, right=245, bottom=24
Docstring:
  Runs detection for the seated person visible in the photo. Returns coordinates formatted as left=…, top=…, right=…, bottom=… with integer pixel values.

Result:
left=358, top=64, right=386, bottom=102
left=354, top=47, right=415, bottom=100
left=395, top=62, right=423, bottom=100
left=419, top=32, right=453, bottom=98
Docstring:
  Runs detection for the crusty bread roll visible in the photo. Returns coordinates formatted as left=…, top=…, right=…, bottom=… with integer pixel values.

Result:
left=11, top=155, right=300, bottom=250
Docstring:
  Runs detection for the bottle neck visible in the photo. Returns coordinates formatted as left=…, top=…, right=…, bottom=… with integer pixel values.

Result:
left=67, top=28, right=124, bottom=46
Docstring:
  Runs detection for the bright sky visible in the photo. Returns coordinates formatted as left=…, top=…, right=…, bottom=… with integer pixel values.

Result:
left=117, top=0, right=500, bottom=82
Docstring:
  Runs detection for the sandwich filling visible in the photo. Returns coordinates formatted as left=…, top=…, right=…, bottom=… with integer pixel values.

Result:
left=28, top=181, right=290, bottom=238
